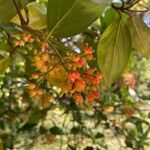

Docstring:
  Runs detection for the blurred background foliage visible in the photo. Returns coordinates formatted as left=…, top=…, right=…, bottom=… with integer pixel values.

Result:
left=0, top=0, right=150, bottom=150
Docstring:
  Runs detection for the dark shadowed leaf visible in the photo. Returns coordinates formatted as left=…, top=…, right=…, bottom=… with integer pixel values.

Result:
left=95, top=132, right=104, bottom=138
left=97, top=20, right=131, bottom=87
left=47, top=0, right=111, bottom=37
left=71, top=127, right=81, bottom=134
left=125, top=139, right=133, bottom=148
left=84, top=147, right=94, bottom=150
left=49, top=126, right=64, bottom=135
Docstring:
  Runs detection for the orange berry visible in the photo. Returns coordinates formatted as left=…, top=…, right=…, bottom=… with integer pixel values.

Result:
left=45, top=95, right=54, bottom=103
left=23, top=33, right=34, bottom=43
left=91, top=77, right=100, bottom=85
left=14, top=40, right=24, bottom=47
left=68, top=71, right=81, bottom=82
left=83, top=45, right=94, bottom=54
left=29, top=90, right=36, bottom=97
left=76, top=58, right=86, bottom=68
left=42, top=42, right=49, bottom=50
left=31, top=72, right=39, bottom=79
left=41, top=66, right=48, bottom=73
left=93, top=91, right=100, bottom=99
left=37, top=88, right=44, bottom=96
left=70, top=54, right=80, bottom=63
left=85, top=74, right=92, bottom=83
left=63, top=83, right=73, bottom=93
left=42, top=53, right=50, bottom=62
left=28, top=83, right=36, bottom=90
left=92, top=86, right=97, bottom=92
left=86, top=54, right=93, bottom=60
left=86, top=68, right=95, bottom=74
left=73, top=93, right=83, bottom=104
left=87, top=93, right=95, bottom=102
left=35, top=60, right=45, bottom=69
left=95, top=72, right=103, bottom=80
left=28, top=36, right=34, bottom=43
left=75, top=79, right=86, bottom=92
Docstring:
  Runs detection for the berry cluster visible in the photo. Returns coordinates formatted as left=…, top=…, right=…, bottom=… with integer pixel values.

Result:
left=13, top=32, right=34, bottom=47
left=12, top=32, right=103, bottom=106
left=62, top=45, right=103, bottom=104
left=12, top=32, right=55, bottom=109
left=28, top=42, right=57, bottom=108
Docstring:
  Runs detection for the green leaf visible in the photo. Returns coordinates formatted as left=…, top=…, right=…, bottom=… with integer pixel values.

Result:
left=100, top=7, right=120, bottom=32
left=97, top=20, right=131, bottom=87
left=12, top=2, right=47, bottom=30
left=128, top=16, right=150, bottom=58
left=0, top=0, right=28, bottom=22
left=95, top=132, right=104, bottom=138
left=0, top=0, right=17, bottom=22
left=47, top=0, right=111, bottom=37
left=0, top=57, right=10, bottom=75
left=125, top=139, right=133, bottom=148
left=0, top=23, right=23, bottom=35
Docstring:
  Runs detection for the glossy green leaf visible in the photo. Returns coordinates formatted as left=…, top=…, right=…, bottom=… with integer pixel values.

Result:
left=47, top=0, right=111, bottom=37
left=0, top=57, right=10, bottom=75
left=128, top=16, right=150, bottom=58
left=97, top=20, right=131, bottom=87
left=12, top=2, right=47, bottom=30
left=0, top=0, right=28, bottom=22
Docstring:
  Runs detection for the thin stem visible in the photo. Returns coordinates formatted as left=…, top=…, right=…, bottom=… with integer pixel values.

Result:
left=48, top=40, right=69, bottom=71
left=12, top=0, right=28, bottom=26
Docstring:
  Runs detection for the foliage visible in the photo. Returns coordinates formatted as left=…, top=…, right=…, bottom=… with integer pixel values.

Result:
left=0, top=0, right=150, bottom=149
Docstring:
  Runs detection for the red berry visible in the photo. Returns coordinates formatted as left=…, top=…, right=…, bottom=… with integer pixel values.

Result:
left=76, top=58, right=86, bottom=68
left=87, top=93, right=95, bottom=102
left=86, top=68, right=95, bottom=75
left=37, top=88, right=44, bottom=96
left=95, top=72, right=103, bottom=80
left=91, top=77, right=100, bottom=85
left=86, top=54, right=94, bottom=60
left=73, top=93, right=83, bottom=104
left=68, top=71, right=81, bottom=82
left=93, top=91, right=100, bottom=99
left=83, top=45, right=94, bottom=54
left=75, top=79, right=86, bottom=92
left=28, top=83, right=36, bottom=90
